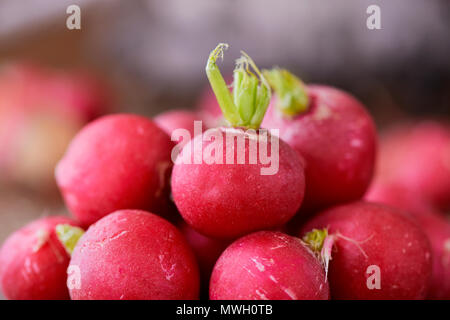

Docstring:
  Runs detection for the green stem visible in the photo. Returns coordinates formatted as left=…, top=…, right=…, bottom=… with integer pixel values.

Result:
left=303, top=228, right=329, bottom=254
left=262, top=68, right=309, bottom=117
left=303, top=228, right=334, bottom=280
left=56, top=224, right=84, bottom=255
left=205, top=43, right=271, bottom=129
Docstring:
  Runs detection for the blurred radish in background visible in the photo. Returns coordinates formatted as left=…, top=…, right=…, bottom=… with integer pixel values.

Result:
left=366, top=120, right=450, bottom=299
left=0, top=63, right=112, bottom=192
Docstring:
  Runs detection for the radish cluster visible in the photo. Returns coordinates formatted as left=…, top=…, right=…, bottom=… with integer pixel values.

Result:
left=0, top=43, right=447, bottom=300
left=365, top=121, right=450, bottom=299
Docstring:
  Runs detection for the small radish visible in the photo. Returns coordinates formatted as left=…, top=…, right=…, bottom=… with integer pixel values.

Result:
left=0, top=63, right=111, bottom=191
left=0, top=216, right=82, bottom=300
left=209, top=231, right=330, bottom=300
left=366, top=183, right=434, bottom=217
left=415, top=212, right=450, bottom=300
left=154, top=110, right=205, bottom=146
left=0, top=62, right=111, bottom=122
left=366, top=183, right=450, bottom=299
left=67, top=210, right=200, bottom=300
left=55, top=114, right=174, bottom=227
left=261, top=69, right=377, bottom=213
left=371, top=121, right=450, bottom=211
left=299, top=201, right=432, bottom=299
left=171, top=44, right=305, bottom=238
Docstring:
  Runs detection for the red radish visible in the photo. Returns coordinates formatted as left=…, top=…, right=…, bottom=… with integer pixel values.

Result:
left=173, top=128, right=304, bottom=239
left=1, top=110, right=81, bottom=190
left=44, top=69, right=111, bottom=122
left=0, top=62, right=111, bottom=122
left=260, top=69, right=377, bottom=213
left=371, top=121, right=450, bottom=211
left=366, top=183, right=450, bottom=299
left=55, top=114, right=173, bottom=227
left=416, top=212, right=450, bottom=299
left=366, top=183, right=433, bottom=217
left=210, top=231, right=329, bottom=300
left=171, top=44, right=305, bottom=238
left=197, top=69, right=377, bottom=213
left=300, top=201, right=432, bottom=300
left=365, top=122, right=450, bottom=299
left=179, top=222, right=230, bottom=292
left=0, top=216, right=82, bottom=300
left=68, top=210, right=199, bottom=300
left=0, top=63, right=111, bottom=190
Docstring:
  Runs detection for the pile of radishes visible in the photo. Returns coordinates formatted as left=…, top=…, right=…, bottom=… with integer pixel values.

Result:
left=0, top=44, right=449, bottom=300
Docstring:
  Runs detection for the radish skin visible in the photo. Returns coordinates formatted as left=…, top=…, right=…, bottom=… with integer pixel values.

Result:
left=69, top=210, right=200, bottom=300
left=263, top=81, right=377, bottom=213
left=172, top=127, right=305, bottom=238
left=172, top=44, right=305, bottom=239
left=372, top=122, right=450, bottom=211
left=300, top=201, right=432, bottom=300
left=0, top=216, right=81, bottom=300
left=55, top=114, right=174, bottom=227
left=209, top=231, right=330, bottom=300
left=366, top=183, right=450, bottom=299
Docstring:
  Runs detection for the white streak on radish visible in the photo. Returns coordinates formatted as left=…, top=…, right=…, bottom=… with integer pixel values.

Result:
left=255, top=289, right=269, bottom=300
left=158, top=254, right=176, bottom=281
left=242, top=265, right=256, bottom=277
left=282, top=287, right=298, bottom=300
left=251, top=258, right=265, bottom=272
left=270, top=244, right=285, bottom=250
left=33, top=229, right=49, bottom=252
left=109, top=230, right=128, bottom=241
left=313, top=104, right=331, bottom=121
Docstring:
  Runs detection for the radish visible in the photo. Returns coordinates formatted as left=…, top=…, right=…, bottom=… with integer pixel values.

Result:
left=0, top=216, right=82, bottom=300
left=154, top=110, right=205, bottom=146
left=67, top=210, right=199, bottom=300
left=366, top=183, right=433, bottom=217
left=366, top=183, right=450, bottom=299
left=370, top=121, right=450, bottom=211
left=415, top=212, right=450, bottom=299
left=171, top=44, right=305, bottom=238
left=55, top=114, right=174, bottom=227
left=365, top=122, right=450, bottom=299
left=261, top=69, right=377, bottom=213
left=299, top=201, right=432, bottom=299
left=0, top=62, right=111, bottom=122
left=0, top=63, right=111, bottom=191
left=209, top=231, right=329, bottom=300
left=197, top=68, right=377, bottom=213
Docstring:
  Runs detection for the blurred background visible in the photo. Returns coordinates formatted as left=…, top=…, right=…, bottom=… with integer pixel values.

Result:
left=0, top=0, right=449, bottom=249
